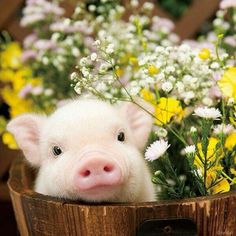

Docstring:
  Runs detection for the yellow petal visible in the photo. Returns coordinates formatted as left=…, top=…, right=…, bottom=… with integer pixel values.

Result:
left=210, top=178, right=230, bottom=195
left=198, top=48, right=211, bottom=60
left=225, top=132, right=236, bottom=150
left=218, top=67, right=236, bottom=99
left=2, top=132, right=18, bottom=150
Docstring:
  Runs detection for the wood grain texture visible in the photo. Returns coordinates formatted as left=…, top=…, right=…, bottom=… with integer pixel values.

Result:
left=0, top=139, right=20, bottom=201
left=0, top=0, right=220, bottom=42
left=8, top=157, right=236, bottom=236
left=174, top=0, right=220, bottom=39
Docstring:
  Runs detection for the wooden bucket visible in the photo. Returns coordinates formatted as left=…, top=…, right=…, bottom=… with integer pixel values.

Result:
left=8, top=157, right=236, bottom=236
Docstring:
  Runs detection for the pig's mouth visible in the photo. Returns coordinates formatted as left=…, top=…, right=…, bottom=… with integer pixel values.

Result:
left=78, top=183, right=122, bottom=200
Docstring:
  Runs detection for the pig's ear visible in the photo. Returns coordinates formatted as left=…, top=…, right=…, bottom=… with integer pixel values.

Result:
left=121, top=101, right=154, bottom=150
left=7, top=114, right=46, bottom=166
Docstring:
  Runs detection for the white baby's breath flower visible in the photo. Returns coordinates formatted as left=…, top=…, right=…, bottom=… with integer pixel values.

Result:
left=190, top=126, right=197, bottom=133
left=145, top=139, right=170, bottom=161
left=228, top=98, right=235, bottom=106
left=210, top=62, right=220, bottom=69
left=81, top=67, right=89, bottom=77
left=184, top=145, right=196, bottom=154
left=106, top=43, right=114, bottom=54
left=193, top=107, right=222, bottom=120
left=90, top=52, right=98, bottom=61
left=130, top=0, right=139, bottom=7
left=162, top=81, right=173, bottom=92
left=79, top=57, right=88, bottom=66
left=93, top=40, right=101, bottom=47
left=72, top=47, right=80, bottom=57
left=70, top=72, right=78, bottom=81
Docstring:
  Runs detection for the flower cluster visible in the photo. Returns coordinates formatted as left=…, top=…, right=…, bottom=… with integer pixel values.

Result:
left=0, top=42, right=43, bottom=149
left=20, top=0, right=98, bottom=105
left=71, top=2, right=236, bottom=199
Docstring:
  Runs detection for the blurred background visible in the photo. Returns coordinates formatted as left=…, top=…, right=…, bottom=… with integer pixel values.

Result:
left=0, top=0, right=229, bottom=235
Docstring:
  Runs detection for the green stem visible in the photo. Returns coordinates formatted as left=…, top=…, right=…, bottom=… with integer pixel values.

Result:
left=222, top=171, right=236, bottom=184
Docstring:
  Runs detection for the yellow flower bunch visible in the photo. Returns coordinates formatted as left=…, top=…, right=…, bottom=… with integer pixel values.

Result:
left=218, top=67, right=236, bottom=100
left=194, top=137, right=230, bottom=194
left=0, top=42, right=41, bottom=149
left=141, top=89, right=184, bottom=126
left=154, top=97, right=183, bottom=126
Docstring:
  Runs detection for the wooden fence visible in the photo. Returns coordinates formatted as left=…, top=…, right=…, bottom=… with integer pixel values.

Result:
left=0, top=0, right=220, bottom=42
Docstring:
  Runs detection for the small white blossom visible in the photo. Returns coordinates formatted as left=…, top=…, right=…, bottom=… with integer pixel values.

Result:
left=154, top=126, right=168, bottom=138
left=72, top=47, right=80, bottom=57
left=193, top=107, right=222, bottom=120
left=213, top=124, right=234, bottom=135
left=79, top=57, right=88, bottom=66
left=184, top=145, right=196, bottom=154
left=81, top=67, right=89, bottom=77
left=162, top=81, right=173, bottom=92
left=90, top=53, right=98, bottom=61
left=145, top=139, right=170, bottom=161
left=166, top=179, right=176, bottom=186
left=190, top=126, right=197, bottom=133
left=93, top=40, right=101, bottom=47
left=179, top=175, right=186, bottom=182
left=130, top=0, right=139, bottom=7
left=228, top=98, right=235, bottom=106
left=70, top=72, right=78, bottom=81
left=210, top=62, right=220, bottom=69
left=106, top=43, right=114, bottom=54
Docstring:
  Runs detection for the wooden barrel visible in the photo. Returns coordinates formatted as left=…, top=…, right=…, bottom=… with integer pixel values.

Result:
left=8, top=157, right=236, bottom=236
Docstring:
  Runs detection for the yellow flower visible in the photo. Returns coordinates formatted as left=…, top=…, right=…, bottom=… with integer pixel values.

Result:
left=0, top=116, right=7, bottom=135
left=218, top=67, right=236, bottom=100
left=230, top=168, right=236, bottom=176
left=0, top=42, right=22, bottom=69
left=225, top=132, right=236, bottom=150
left=209, top=178, right=230, bottom=195
left=129, top=57, right=138, bottom=66
left=2, top=132, right=18, bottom=150
left=198, top=48, right=211, bottom=60
left=115, top=67, right=124, bottom=77
left=1, top=87, right=33, bottom=117
left=154, top=97, right=183, bottom=126
left=0, top=69, right=15, bottom=82
left=140, top=88, right=156, bottom=104
left=206, top=165, right=223, bottom=186
left=194, top=137, right=222, bottom=169
left=148, top=65, right=159, bottom=76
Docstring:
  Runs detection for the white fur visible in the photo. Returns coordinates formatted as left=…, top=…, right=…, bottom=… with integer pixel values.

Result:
left=7, top=99, right=156, bottom=202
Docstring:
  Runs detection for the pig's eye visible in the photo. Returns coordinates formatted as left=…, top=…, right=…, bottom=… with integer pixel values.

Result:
left=52, top=146, right=62, bottom=156
left=117, top=132, right=125, bottom=142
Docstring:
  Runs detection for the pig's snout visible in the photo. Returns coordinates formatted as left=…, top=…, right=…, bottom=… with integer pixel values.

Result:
left=74, top=156, right=122, bottom=191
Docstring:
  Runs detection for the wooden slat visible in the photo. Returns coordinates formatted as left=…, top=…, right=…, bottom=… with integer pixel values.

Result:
left=4, top=17, right=30, bottom=43
left=0, top=0, right=24, bottom=28
left=0, top=182, right=10, bottom=201
left=0, top=0, right=220, bottom=41
left=174, top=0, right=220, bottom=39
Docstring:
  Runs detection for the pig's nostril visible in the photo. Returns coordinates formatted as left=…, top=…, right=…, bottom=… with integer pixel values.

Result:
left=81, top=170, right=91, bottom=177
left=104, top=165, right=113, bottom=172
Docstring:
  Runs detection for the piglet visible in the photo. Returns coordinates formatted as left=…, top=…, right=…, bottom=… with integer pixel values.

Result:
left=7, top=99, right=156, bottom=202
